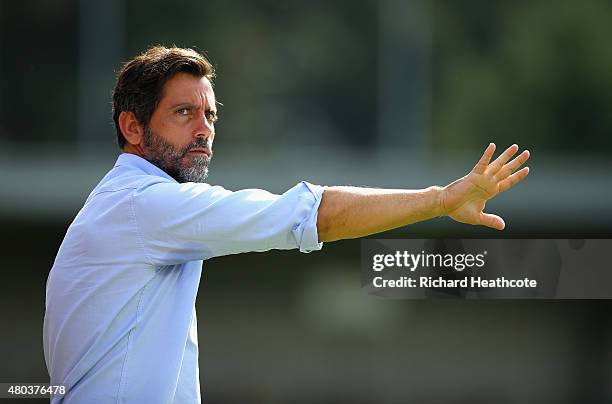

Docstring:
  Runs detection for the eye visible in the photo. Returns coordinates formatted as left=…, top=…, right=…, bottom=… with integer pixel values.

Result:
left=205, top=110, right=218, bottom=123
left=176, top=107, right=191, bottom=116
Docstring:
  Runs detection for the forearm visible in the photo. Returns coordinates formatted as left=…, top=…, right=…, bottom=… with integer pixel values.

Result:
left=316, top=186, right=445, bottom=242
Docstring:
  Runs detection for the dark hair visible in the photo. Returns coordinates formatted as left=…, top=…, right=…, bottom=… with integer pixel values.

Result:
left=112, top=46, right=215, bottom=148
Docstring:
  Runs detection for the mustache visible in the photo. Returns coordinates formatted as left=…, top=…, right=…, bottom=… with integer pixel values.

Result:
left=180, top=139, right=213, bottom=157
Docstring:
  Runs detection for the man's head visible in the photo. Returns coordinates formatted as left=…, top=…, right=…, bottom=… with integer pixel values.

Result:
left=112, top=46, right=217, bottom=183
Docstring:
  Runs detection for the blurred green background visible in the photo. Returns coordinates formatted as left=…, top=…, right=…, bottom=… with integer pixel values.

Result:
left=1, top=0, right=611, bottom=403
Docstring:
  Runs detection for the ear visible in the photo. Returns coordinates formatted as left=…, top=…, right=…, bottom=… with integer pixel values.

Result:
left=118, top=111, right=145, bottom=147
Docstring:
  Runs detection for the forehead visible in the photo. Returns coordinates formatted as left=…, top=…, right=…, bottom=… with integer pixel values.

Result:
left=160, top=72, right=215, bottom=107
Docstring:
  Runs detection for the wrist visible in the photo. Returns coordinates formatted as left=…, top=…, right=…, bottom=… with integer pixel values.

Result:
left=430, top=186, right=446, bottom=217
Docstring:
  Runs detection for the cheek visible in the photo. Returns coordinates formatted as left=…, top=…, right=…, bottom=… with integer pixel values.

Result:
left=162, top=127, right=193, bottom=150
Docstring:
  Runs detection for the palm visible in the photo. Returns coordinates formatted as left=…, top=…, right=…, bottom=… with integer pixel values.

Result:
left=441, top=144, right=530, bottom=230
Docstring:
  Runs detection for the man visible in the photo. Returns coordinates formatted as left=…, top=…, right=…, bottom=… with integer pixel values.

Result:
left=43, top=46, right=530, bottom=403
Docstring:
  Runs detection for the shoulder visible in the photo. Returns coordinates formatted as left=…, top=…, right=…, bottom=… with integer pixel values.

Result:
left=131, top=180, right=233, bottom=217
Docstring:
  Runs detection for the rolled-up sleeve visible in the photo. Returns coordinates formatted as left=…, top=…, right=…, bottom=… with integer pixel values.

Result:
left=132, top=180, right=324, bottom=265
left=292, top=181, right=324, bottom=253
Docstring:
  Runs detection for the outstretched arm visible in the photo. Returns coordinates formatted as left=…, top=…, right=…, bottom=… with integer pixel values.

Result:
left=316, top=144, right=530, bottom=242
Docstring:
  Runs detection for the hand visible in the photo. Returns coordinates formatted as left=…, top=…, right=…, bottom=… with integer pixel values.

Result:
left=440, top=143, right=530, bottom=230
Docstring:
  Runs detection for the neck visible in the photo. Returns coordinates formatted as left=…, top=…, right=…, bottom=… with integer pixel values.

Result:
left=122, top=143, right=145, bottom=157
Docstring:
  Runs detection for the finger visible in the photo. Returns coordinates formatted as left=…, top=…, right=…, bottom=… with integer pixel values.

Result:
left=494, top=150, right=530, bottom=181
left=480, top=212, right=505, bottom=231
left=472, top=143, right=496, bottom=174
left=498, top=166, right=530, bottom=193
left=485, top=144, right=519, bottom=176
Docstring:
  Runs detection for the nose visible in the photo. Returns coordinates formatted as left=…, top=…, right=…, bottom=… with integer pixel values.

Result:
left=194, top=113, right=214, bottom=140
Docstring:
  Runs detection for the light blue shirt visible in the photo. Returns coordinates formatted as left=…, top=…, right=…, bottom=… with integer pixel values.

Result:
left=43, top=153, right=324, bottom=403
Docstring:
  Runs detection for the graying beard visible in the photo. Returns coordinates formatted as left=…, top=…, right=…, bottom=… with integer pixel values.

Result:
left=143, top=126, right=210, bottom=183
left=179, top=155, right=209, bottom=183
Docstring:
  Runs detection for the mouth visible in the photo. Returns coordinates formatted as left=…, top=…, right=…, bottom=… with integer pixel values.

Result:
left=187, top=148, right=211, bottom=158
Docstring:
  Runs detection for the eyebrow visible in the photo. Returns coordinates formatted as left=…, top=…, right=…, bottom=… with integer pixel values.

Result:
left=169, top=102, right=196, bottom=109
left=169, top=102, right=217, bottom=112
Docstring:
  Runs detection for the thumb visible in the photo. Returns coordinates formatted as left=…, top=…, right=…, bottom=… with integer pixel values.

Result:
left=480, top=212, right=505, bottom=230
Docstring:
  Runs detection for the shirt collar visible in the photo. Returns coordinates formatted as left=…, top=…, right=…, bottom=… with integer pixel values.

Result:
left=114, top=153, right=177, bottom=183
